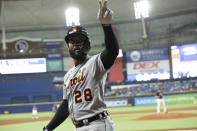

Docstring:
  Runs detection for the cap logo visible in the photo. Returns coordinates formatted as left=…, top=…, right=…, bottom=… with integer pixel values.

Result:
left=72, top=27, right=77, bottom=32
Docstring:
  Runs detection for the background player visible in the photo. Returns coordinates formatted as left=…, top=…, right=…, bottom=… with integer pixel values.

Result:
left=51, top=104, right=58, bottom=116
left=32, top=105, right=39, bottom=119
left=193, top=96, right=197, bottom=104
left=43, top=0, right=119, bottom=130
left=155, top=89, right=168, bottom=114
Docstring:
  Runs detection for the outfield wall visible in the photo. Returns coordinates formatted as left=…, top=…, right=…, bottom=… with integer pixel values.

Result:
left=1, top=93, right=197, bottom=114
left=0, top=72, right=64, bottom=114
left=0, top=72, right=65, bottom=104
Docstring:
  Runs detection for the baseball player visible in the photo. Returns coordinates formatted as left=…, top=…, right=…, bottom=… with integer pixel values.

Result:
left=193, top=96, right=197, bottom=104
left=155, top=89, right=168, bottom=114
left=32, top=105, right=39, bottom=119
left=43, top=0, right=119, bottom=131
left=51, top=104, right=58, bottom=116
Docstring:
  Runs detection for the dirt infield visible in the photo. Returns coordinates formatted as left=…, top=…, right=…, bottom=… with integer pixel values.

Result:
left=0, top=107, right=197, bottom=126
left=0, top=116, right=52, bottom=125
left=134, top=113, right=197, bottom=120
left=111, top=107, right=197, bottom=115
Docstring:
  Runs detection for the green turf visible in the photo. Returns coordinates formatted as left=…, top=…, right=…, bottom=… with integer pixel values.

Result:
left=0, top=112, right=50, bottom=120
left=0, top=118, right=75, bottom=131
left=0, top=103, right=197, bottom=131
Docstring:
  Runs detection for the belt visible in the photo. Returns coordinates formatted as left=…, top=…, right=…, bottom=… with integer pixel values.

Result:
left=74, top=111, right=109, bottom=128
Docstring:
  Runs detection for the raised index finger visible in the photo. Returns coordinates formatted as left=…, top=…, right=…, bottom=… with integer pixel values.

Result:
left=99, top=0, right=102, bottom=11
left=103, top=0, right=108, bottom=8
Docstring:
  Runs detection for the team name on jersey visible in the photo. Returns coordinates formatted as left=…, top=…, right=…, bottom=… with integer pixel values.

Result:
left=64, top=67, right=87, bottom=94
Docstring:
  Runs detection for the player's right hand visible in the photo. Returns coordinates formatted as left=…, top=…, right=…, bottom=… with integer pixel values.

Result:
left=97, top=0, right=113, bottom=24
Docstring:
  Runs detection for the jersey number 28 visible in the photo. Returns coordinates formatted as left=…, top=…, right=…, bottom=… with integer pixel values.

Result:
left=74, top=88, right=93, bottom=104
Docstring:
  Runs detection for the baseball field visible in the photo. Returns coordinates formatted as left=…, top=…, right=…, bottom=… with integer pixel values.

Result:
left=0, top=103, right=197, bottom=131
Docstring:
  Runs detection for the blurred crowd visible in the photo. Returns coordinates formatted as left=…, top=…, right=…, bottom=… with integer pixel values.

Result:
left=105, top=79, right=197, bottom=97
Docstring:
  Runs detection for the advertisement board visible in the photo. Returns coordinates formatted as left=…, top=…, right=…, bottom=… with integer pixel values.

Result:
left=45, top=42, right=61, bottom=50
left=134, top=93, right=197, bottom=106
left=46, top=53, right=63, bottom=72
left=171, top=43, right=197, bottom=78
left=0, top=58, right=46, bottom=74
left=126, top=48, right=170, bottom=81
left=104, top=98, right=128, bottom=108
left=134, top=96, right=156, bottom=106
left=165, top=93, right=197, bottom=104
left=47, top=60, right=63, bottom=72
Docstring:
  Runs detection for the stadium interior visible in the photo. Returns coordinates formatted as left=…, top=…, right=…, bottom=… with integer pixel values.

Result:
left=0, top=0, right=197, bottom=114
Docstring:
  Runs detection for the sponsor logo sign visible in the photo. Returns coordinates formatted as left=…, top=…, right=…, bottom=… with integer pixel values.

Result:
left=126, top=48, right=170, bottom=81
left=104, top=98, right=128, bottom=108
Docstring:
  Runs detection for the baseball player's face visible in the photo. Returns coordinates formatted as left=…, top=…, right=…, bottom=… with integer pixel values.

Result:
left=68, top=34, right=87, bottom=60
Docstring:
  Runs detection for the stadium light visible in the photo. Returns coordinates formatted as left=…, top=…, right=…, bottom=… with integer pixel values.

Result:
left=65, top=7, right=80, bottom=27
left=134, top=0, right=150, bottom=19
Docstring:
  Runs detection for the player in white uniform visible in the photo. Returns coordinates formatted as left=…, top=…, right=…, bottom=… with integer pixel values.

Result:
left=32, top=105, right=39, bottom=119
left=43, top=0, right=119, bottom=131
left=155, top=89, right=168, bottom=114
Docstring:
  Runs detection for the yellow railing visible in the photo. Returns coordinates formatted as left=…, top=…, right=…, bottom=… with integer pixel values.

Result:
left=0, top=101, right=61, bottom=107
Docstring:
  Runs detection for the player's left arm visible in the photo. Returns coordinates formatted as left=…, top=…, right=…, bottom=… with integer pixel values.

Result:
left=98, top=0, right=119, bottom=70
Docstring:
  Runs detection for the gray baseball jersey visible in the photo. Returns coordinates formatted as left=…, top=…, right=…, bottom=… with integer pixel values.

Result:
left=63, top=53, right=108, bottom=122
